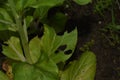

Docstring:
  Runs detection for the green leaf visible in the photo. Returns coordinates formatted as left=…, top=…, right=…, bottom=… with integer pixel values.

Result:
left=61, top=51, right=96, bottom=80
left=40, top=25, right=77, bottom=63
left=32, top=0, right=64, bottom=8
left=0, top=8, right=13, bottom=22
left=35, top=56, right=58, bottom=74
left=2, top=37, right=26, bottom=62
left=0, top=23, right=16, bottom=31
left=0, top=8, right=15, bottom=31
left=0, top=30, right=18, bottom=41
left=33, top=0, right=65, bottom=21
left=0, top=23, right=9, bottom=31
left=74, top=0, right=92, bottom=5
left=25, top=16, right=33, bottom=28
left=48, top=12, right=67, bottom=33
left=29, top=36, right=41, bottom=63
left=0, top=71, right=9, bottom=80
left=13, top=0, right=36, bottom=11
left=34, top=6, right=50, bottom=21
left=113, top=25, right=120, bottom=30
left=35, top=47, right=58, bottom=74
left=34, top=24, right=77, bottom=75
left=12, top=62, right=58, bottom=80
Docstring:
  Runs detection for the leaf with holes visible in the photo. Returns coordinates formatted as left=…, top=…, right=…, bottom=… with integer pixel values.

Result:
left=61, top=51, right=96, bottom=80
left=40, top=25, right=77, bottom=63
left=2, top=37, right=26, bottom=62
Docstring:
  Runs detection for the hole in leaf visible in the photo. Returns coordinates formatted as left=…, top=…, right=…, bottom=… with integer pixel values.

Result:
left=55, top=45, right=67, bottom=54
left=55, top=50, right=59, bottom=54
left=38, top=24, right=44, bottom=38
left=57, top=32, right=64, bottom=35
left=58, top=45, right=67, bottom=51
left=3, top=43, right=8, bottom=46
left=28, top=21, right=44, bottom=40
left=64, top=50, right=72, bottom=55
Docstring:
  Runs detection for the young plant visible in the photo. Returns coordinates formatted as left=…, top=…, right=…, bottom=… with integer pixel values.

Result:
left=94, top=0, right=113, bottom=16
left=102, top=4, right=120, bottom=48
left=0, top=0, right=96, bottom=80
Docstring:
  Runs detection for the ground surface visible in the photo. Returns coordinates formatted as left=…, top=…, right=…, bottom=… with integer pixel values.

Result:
left=65, top=0, right=120, bottom=80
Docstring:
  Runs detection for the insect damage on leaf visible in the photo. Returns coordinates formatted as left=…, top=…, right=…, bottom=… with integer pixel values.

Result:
left=55, top=45, right=67, bottom=54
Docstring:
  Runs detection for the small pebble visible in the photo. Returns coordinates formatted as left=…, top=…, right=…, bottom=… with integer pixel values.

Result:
left=65, top=4, right=69, bottom=8
left=98, top=21, right=102, bottom=24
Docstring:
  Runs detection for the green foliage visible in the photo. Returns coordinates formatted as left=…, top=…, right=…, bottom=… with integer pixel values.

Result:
left=13, top=0, right=36, bottom=11
left=12, top=62, right=58, bottom=80
left=0, top=30, right=18, bottom=41
left=29, top=36, right=41, bottom=63
left=61, top=51, right=96, bottom=80
left=35, top=56, right=58, bottom=74
left=47, top=12, right=67, bottom=33
left=0, top=0, right=96, bottom=80
left=102, top=8, right=120, bottom=47
left=80, top=40, right=94, bottom=51
left=74, top=0, right=92, bottom=5
left=33, top=0, right=64, bottom=21
left=0, top=71, right=9, bottom=80
left=2, top=37, right=26, bottom=62
left=94, top=0, right=113, bottom=16
left=25, top=16, right=33, bottom=28
left=2, top=25, right=77, bottom=62
left=102, top=23, right=120, bottom=47
left=0, top=8, right=15, bottom=31
left=1, top=25, right=78, bottom=80
left=32, top=0, right=64, bottom=8
left=40, top=25, right=77, bottom=63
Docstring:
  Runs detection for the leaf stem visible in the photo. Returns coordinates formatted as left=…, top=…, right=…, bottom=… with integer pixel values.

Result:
left=8, top=0, right=33, bottom=64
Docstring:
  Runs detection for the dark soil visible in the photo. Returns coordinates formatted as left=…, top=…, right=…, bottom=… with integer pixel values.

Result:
left=64, top=0, right=120, bottom=80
